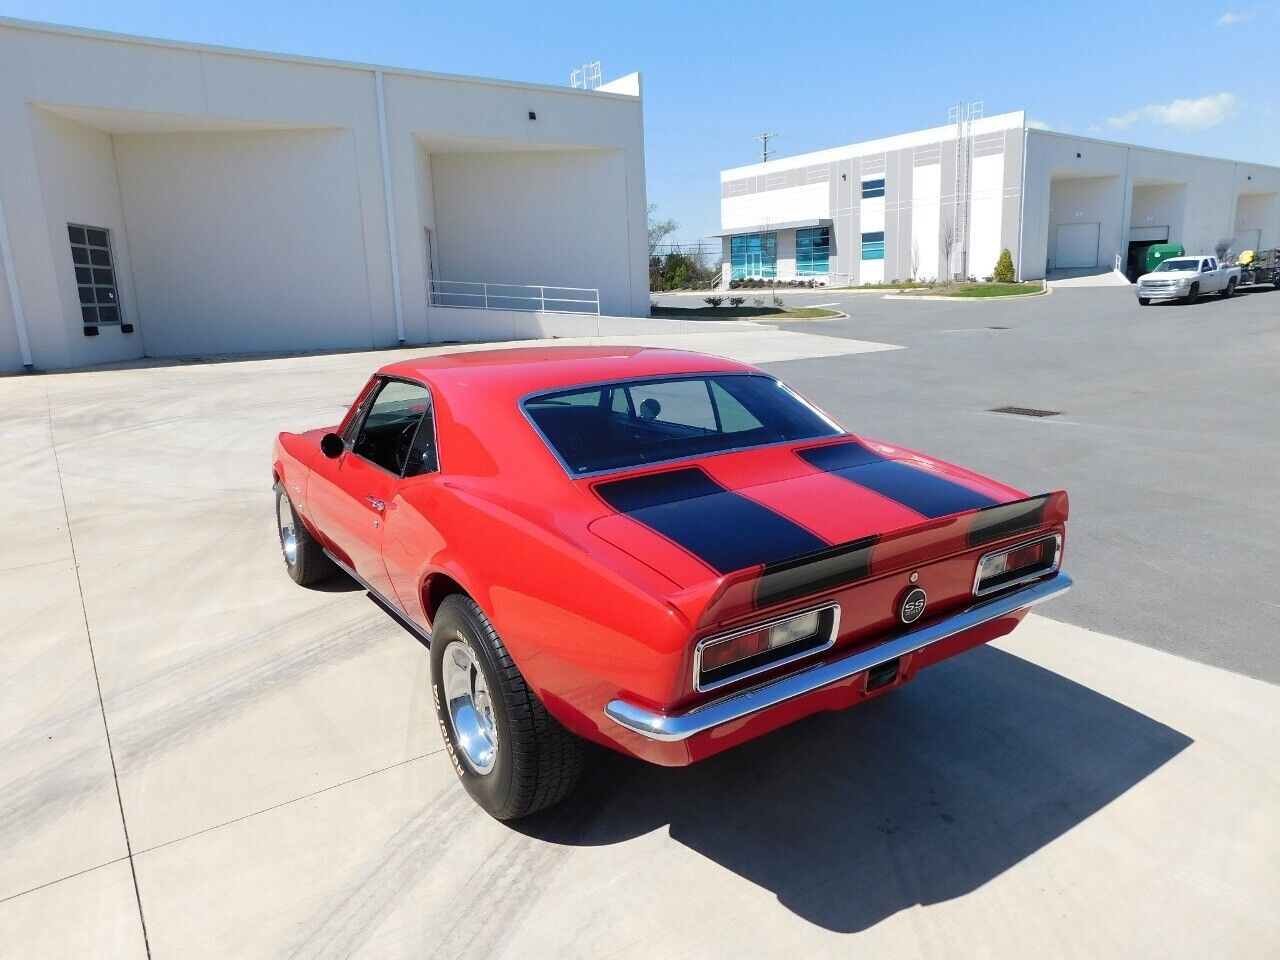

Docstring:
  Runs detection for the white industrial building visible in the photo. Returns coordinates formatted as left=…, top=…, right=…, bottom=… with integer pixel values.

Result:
left=718, top=110, right=1280, bottom=286
left=0, top=18, right=656, bottom=372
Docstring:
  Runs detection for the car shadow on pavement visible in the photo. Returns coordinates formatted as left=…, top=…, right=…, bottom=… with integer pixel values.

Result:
left=519, top=645, right=1191, bottom=933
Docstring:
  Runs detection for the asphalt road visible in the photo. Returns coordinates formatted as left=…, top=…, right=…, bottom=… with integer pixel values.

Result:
left=658, top=284, right=1280, bottom=684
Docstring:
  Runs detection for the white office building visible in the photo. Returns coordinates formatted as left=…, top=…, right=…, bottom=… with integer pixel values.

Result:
left=718, top=110, right=1280, bottom=285
left=0, top=18, right=654, bottom=372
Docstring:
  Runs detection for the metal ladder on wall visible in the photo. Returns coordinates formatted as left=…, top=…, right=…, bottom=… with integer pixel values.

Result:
left=948, top=101, right=982, bottom=280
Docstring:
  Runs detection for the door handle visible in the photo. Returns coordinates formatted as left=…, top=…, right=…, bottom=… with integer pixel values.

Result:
left=366, top=497, right=386, bottom=512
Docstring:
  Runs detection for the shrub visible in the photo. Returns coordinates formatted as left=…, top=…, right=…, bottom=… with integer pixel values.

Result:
left=772, top=294, right=784, bottom=308
left=993, top=247, right=1016, bottom=283
left=704, top=296, right=724, bottom=308
left=752, top=296, right=765, bottom=307
left=728, top=296, right=745, bottom=307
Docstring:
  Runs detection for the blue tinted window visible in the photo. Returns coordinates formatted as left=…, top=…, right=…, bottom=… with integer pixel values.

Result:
left=861, top=231, right=885, bottom=261
left=795, top=227, right=831, bottom=276
left=861, top=178, right=885, bottom=199
left=730, top=233, right=777, bottom=279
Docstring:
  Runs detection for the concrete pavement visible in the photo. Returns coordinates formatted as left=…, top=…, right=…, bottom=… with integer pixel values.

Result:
left=1, top=323, right=1277, bottom=959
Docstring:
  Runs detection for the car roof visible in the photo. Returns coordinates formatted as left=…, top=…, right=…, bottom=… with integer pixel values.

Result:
left=377, top=345, right=758, bottom=398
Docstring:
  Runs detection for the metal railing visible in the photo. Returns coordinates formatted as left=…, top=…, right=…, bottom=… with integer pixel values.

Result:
left=429, top=280, right=600, bottom=315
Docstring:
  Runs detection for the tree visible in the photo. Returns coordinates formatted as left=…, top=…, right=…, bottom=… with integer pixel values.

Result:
left=1214, top=238, right=1232, bottom=261
left=939, top=219, right=962, bottom=280
left=758, top=222, right=779, bottom=293
left=647, top=203, right=678, bottom=258
left=993, top=247, right=1016, bottom=283
left=910, top=239, right=921, bottom=281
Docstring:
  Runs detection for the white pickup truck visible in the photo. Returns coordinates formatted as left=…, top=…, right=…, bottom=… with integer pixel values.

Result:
left=1136, top=256, right=1241, bottom=305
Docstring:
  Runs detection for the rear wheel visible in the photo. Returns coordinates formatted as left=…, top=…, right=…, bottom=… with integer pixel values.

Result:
left=275, top=483, right=336, bottom=586
left=431, top=594, right=585, bottom=820
left=1221, top=278, right=1237, bottom=298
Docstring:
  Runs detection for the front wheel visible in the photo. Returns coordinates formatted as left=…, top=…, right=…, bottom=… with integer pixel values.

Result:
left=1186, top=282, right=1200, bottom=302
left=1220, top=278, right=1237, bottom=298
left=1138, top=297, right=1150, bottom=306
left=431, top=594, right=585, bottom=820
left=275, top=484, right=336, bottom=586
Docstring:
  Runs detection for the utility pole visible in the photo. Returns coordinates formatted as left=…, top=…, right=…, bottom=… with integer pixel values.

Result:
left=754, top=132, right=777, bottom=163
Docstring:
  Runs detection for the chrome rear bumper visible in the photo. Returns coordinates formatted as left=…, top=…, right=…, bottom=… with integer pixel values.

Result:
left=605, top=571, right=1073, bottom=742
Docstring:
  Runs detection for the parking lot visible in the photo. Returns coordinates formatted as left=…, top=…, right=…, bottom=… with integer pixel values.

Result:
left=2, top=286, right=1278, bottom=958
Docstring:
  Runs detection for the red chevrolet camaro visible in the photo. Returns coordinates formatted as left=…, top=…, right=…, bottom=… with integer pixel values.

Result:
left=273, top=346, right=1071, bottom=819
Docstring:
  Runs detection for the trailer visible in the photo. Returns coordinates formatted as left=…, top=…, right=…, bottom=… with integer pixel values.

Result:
left=1235, top=249, right=1280, bottom=288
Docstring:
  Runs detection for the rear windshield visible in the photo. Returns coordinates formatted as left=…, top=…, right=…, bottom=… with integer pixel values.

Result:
left=523, top=374, right=842, bottom=475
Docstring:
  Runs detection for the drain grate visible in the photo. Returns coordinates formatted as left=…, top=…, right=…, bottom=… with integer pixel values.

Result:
left=989, top=406, right=1061, bottom=418
left=987, top=325, right=1010, bottom=330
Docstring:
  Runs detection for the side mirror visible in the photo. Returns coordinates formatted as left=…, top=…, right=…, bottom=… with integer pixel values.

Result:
left=320, top=432, right=345, bottom=459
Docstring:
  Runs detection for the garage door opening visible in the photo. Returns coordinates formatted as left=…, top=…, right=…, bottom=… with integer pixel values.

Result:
left=1126, top=226, right=1170, bottom=280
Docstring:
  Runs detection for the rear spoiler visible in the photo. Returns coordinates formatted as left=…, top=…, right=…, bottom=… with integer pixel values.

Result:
left=695, top=491, right=1069, bottom=627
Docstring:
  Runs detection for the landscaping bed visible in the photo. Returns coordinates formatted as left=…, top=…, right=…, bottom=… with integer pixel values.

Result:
left=890, top=281, right=1045, bottom=298
left=651, top=304, right=842, bottom=320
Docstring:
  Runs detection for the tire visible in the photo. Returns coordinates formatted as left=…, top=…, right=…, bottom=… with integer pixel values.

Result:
left=274, top=483, right=337, bottom=586
left=1221, top=278, right=1237, bottom=298
left=431, top=594, right=585, bottom=820
left=1138, top=297, right=1150, bottom=306
left=1187, top=282, right=1199, bottom=302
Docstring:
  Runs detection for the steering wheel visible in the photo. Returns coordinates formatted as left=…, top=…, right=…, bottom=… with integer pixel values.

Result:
left=394, top=420, right=419, bottom=474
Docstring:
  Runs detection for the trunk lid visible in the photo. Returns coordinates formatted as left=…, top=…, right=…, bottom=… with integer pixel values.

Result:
left=586, top=437, right=1052, bottom=620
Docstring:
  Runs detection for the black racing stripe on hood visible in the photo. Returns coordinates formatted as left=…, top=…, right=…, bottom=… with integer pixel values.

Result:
left=797, top=440, right=999, bottom=518
left=967, top=495, right=1050, bottom=547
left=755, top=535, right=879, bottom=608
left=595, top=467, right=827, bottom=575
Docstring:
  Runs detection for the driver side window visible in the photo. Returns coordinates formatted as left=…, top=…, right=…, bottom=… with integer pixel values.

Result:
left=352, top=379, right=434, bottom=476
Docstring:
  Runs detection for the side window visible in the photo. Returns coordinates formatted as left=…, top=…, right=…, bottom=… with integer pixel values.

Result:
left=352, top=379, right=432, bottom=475
left=609, top=387, right=633, bottom=416
left=709, top=381, right=765, bottom=433
left=627, top=380, right=717, bottom=430
left=1202, top=260, right=1213, bottom=272
left=404, top=397, right=438, bottom=477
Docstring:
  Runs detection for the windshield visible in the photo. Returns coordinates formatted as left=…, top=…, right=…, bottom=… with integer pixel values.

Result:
left=523, top=373, right=842, bottom=475
left=1154, top=259, right=1199, bottom=272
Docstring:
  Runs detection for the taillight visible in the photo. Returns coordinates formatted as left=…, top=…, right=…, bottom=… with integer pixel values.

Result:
left=695, top=604, right=839, bottom=692
left=973, top=534, right=1061, bottom=597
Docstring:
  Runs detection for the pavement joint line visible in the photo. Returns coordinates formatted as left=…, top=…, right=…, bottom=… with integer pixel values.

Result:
left=131, top=750, right=445, bottom=859
left=43, top=384, right=153, bottom=960
left=0, top=856, right=132, bottom=908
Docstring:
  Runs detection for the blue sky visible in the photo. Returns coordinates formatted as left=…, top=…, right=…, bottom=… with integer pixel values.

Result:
left=3, top=1, right=1275, bottom=244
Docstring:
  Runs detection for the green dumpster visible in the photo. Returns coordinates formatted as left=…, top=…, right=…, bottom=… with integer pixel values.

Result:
left=1144, top=243, right=1184, bottom=273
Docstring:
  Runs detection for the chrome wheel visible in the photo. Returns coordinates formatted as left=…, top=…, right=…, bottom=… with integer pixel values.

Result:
left=277, top=492, right=298, bottom=567
left=441, top=639, right=498, bottom=775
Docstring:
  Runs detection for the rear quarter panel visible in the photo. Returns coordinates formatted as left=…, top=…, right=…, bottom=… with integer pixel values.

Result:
left=391, top=479, right=698, bottom=751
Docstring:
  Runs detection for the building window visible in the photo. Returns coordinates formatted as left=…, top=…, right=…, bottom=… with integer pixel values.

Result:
left=68, top=225, right=122, bottom=325
left=861, top=231, right=885, bottom=261
left=861, top=178, right=885, bottom=200
left=796, top=227, right=831, bottom=276
left=730, top=233, right=777, bottom=279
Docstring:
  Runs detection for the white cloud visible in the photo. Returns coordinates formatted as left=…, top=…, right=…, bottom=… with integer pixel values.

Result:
left=1107, top=92, right=1237, bottom=130
left=1215, top=10, right=1255, bottom=26
left=1027, top=118, right=1052, bottom=130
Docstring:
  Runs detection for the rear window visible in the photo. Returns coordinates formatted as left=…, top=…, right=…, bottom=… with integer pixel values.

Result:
left=523, top=374, right=842, bottom=475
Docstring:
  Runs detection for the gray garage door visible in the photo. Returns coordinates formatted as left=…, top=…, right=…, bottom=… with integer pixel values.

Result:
left=1055, top=222, right=1100, bottom=269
